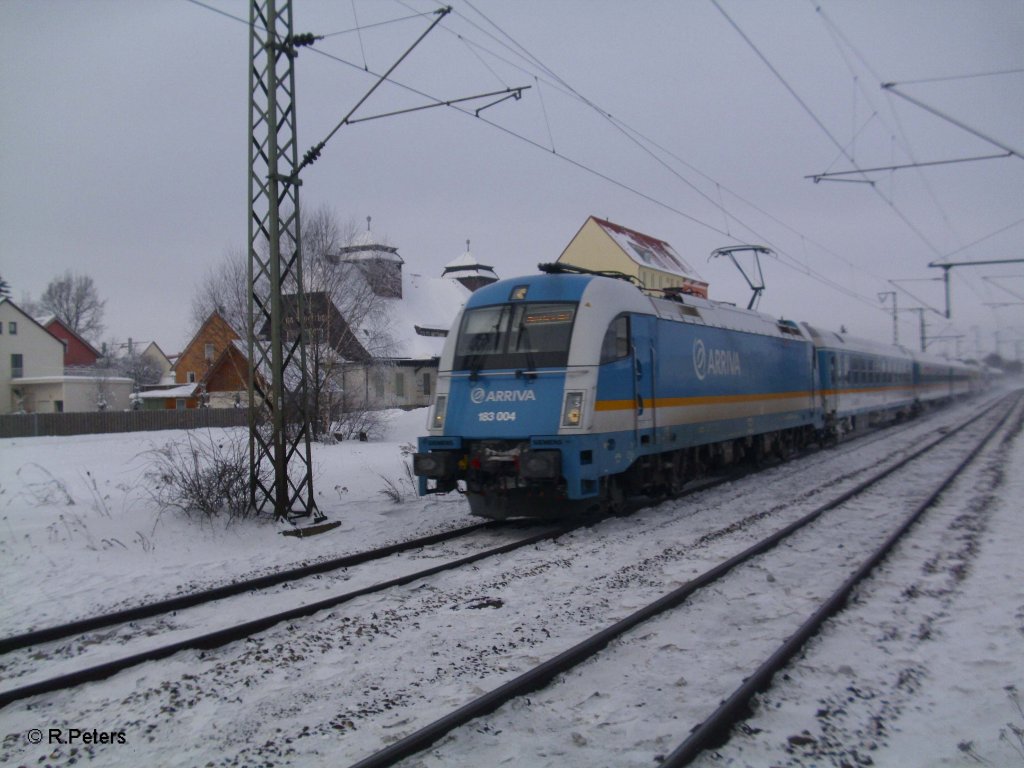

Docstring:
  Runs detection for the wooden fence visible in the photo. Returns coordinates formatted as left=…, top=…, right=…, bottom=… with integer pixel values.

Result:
left=0, top=408, right=249, bottom=438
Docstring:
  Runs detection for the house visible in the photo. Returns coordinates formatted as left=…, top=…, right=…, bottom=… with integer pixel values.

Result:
left=265, top=223, right=483, bottom=419
left=341, top=268, right=471, bottom=411
left=332, top=225, right=478, bottom=411
left=35, top=315, right=101, bottom=367
left=0, top=298, right=133, bottom=413
left=557, top=216, right=709, bottom=297
left=136, top=312, right=250, bottom=409
left=112, top=339, right=173, bottom=385
left=266, top=291, right=372, bottom=363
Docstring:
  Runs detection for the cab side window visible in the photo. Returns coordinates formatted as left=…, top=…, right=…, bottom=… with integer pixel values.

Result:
left=600, top=315, right=630, bottom=364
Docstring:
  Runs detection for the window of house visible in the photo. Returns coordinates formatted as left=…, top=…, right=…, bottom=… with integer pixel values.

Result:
left=205, top=343, right=215, bottom=361
left=422, top=372, right=431, bottom=397
left=10, top=353, right=23, bottom=378
left=8, top=321, right=17, bottom=335
left=187, top=371, right=196, bottom=383
left=373, top=371, right=385, bottom=399
left=394, top=371, right=405, bottom=398
left=54, top=400, right=64, bottom=413
left=175, top=399, right=186, bottom=410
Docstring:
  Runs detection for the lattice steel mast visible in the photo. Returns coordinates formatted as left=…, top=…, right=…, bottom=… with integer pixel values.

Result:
left=247, top=0, right=319, bottom=522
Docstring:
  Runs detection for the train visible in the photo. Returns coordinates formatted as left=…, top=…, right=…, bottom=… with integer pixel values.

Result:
left=413, top=264, right=985, bottom=519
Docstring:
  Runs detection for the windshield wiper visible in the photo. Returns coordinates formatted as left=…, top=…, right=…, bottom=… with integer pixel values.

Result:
left=514, top=318, right=538, bottom=379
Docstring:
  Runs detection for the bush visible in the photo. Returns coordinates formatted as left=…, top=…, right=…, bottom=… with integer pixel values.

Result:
left=377, top=461, right=416, bottom=504
left=330, top=405, right=393, bottom=442
left=144, top=429, right=264, bottom=524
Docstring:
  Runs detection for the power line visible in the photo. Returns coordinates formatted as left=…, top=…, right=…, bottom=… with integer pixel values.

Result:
left=448, top=1, right=894, bottom=307
left=314, top=2, right=915, bottom=314
left=186, top=0, right=989, bottom=333
left=304, top=42, right=734, bottom=238
left=942, top=216, right=1024, bottom=259
left=888, top=68, right=1024, bottom=86
left=881, top=83, right=1024, bottom=161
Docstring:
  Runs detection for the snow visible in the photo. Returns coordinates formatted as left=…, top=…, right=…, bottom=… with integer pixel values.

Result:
left=0, top=391, right=1021, bottom=767
left=597, top=218, right=703, bottom=280
left=134, top=384, right=198, bottom=400
left=443, top=246, right=497, bottom=280
left=389, top=272, right=469, bottom=358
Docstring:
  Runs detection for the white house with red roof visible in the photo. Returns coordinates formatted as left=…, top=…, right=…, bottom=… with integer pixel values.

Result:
left=0, top=298, right=133, bottom=413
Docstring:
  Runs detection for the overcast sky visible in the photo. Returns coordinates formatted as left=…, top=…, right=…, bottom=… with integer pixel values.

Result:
left=1, top=0, right=1021, bottom=358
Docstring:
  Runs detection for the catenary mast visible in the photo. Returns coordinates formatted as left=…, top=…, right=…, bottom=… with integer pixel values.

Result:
left=247, top=0, right=319, bottom=523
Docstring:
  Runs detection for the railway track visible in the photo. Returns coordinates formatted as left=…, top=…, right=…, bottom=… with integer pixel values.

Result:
left=3, top=396, right=948, bottom=710
left=0, top=521, right=499, bottom=654
left=346, top=391, right=1020, bottom=768
left=4, top=387, right=983, bottom=660
left=0, top=394, right=1008, bottom=768
left=0, top=520, right=571, bottom=708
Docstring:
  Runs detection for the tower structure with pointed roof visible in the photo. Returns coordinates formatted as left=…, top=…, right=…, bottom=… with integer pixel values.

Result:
left=441, top=240, right=499, bottom=292
left=333, top=216, right=404, bottom=298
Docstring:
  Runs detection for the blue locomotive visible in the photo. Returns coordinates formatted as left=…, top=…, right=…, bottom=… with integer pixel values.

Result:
left=413, top=265, right=981, bottom=519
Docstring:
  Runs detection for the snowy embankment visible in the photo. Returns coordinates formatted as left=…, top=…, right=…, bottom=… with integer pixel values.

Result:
left=0, top=408, right=466, bottom=636
left=0, top=394, right=1022, bottom=768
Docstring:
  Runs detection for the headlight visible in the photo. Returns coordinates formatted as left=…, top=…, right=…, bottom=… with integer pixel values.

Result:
left=561, top=391, right=584, bottom=427
left=430, top=395, right=447, bottom=430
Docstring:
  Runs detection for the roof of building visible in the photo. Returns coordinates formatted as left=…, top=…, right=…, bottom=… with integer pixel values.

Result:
left=257, top=291, right=371, bottom=363
left=135, top=383, right=199, bottom=399
left=0, top=298, right=65, bottom=343
left=113, top=340, right=172, bottom=362
left=340, top=267, right=469, bottom=362
left=591, top=217, right=706, bottom=283
left=32, top=315, right=103, bottom=357
left=172, top=311, right=240, bottom=371
left=442, top=240, right=498, bottom=280
left=335, top=217, right=404, bottom=264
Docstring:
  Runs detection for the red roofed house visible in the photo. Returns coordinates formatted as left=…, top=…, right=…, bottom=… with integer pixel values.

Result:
left=556, top=216, right=709, bottom=298
left=36, top=315, right=101, bottom=367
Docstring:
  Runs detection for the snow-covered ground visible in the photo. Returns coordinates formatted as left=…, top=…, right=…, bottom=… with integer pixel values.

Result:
left=0, top=393, right=1021, bottom=767
left=0, top=409, right=467, bottom=636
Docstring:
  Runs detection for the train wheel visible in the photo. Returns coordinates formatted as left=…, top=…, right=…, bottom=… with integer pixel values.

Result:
left=666, top=450, right=687, bottom=497
left=601, top=476, right=627, bottom=516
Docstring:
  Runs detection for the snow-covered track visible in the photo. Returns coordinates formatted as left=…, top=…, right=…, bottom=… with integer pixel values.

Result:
left=0, top=521, right=497, bottom=655
left=346, top=391, right=1020, bottom=768
left=661, top=389, right=1022, bottom=766
left=0, top=522, right=573, bottom=709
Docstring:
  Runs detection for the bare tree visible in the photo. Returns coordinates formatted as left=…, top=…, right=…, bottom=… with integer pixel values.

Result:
left=111, top=340, right=164, bottom=386
left=39, top=271, right=106, bottom=341
left=17, top=292, right=43, bottom=318
left=190, top=205, right=399, bottom=438
left=286, top=205, right=401, bottom=439
left=299, top=207, right=362, bottom=439
left=189, top=246, right=250, bottom=338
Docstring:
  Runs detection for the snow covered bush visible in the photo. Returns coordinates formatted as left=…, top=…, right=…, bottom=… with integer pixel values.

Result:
left=144, top=429, right=264, bottom=524
left=330, top=403, right=392, bottom=442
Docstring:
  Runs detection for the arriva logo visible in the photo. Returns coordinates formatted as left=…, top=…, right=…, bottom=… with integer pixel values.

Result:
left=470, top=387, right=537, bottom=404
left=693, top=339, right=741, bottom=381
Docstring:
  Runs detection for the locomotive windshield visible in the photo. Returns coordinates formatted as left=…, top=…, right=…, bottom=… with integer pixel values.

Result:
left=454, top=301, right=577, bottom=371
